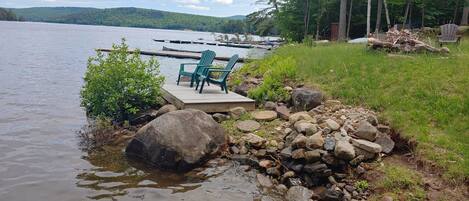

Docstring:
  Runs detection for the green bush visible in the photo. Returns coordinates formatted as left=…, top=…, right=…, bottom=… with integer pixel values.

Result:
left=247, top=55, right=299, bottom=102
left=80, top=39, right=165, bottom=122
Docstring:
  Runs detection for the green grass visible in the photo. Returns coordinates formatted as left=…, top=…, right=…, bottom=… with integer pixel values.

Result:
left=232, top=39, right=469, bottom=182
left=375, top=164, right=426, bottom=201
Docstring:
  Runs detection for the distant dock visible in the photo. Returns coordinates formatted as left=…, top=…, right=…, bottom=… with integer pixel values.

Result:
left=153, top=39, right=275, bottom=50
left=96, top=48, right=248, bottom=62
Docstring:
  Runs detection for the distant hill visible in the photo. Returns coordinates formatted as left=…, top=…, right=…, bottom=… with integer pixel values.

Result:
left=227, top=15, right=246, bottom=20
left=10, top=7, right=246, bottom=33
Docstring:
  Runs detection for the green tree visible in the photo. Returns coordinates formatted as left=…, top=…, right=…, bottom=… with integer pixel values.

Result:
left=80, top=39, right=165, bottom=122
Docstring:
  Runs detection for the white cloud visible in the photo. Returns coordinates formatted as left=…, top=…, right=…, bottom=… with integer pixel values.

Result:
left=213, top=0, right=233, bottom=5
left=174, top=0, right=201, bottom=4
left=183, top=4, right=210, bottom=10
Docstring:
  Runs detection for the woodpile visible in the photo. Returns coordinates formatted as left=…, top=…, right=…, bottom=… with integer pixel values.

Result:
left=368, top=29, right=450, bottom=54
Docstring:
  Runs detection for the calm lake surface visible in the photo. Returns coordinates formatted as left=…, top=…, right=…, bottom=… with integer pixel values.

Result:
left=0, top=21, right=269, bottom=201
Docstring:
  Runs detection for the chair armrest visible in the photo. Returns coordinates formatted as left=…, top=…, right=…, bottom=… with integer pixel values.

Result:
left=181, top=63, right=199, bottom=66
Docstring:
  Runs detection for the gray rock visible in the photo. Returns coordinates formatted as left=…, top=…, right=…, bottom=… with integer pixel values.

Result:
left=266, top=167, right=281, bottom=177
left=285, top=186, right=314, bottom=201
left=305, top=150, right=322, bottom=162
left=236, top=120, right=261, bottom=132
left=374, top=132, right=395, bottom=154
left=334, top=140, right=356, bottom=160
left=230, top=146, right=240, bottom=154
left=291, top=148, right=306, bottom=159
left=324, top=136, right=336, bottom=151
left=366, top=115, right=379, bottom=126
left=352, top=139, right=382, bottom=153
left=264, top=101, right=277, bottom=110
left=294, top=121, right=318, bottom=135
left=156, top=104, right=178, bottom=117
left=129, top=109, right=159, bottom=125
left=292, top=88, right=323, bottom=112
left=251, top=110, right=278, bottom=121
left=354, top=147, right=377, bottom=160
left=257, top=174, right=273, bottom=188
left=289, top=112, right=314, bottom=124
left=281, top=171, right=296, bottom=182
left=377, top=124, right=391, bottom=134
left=349, top=155, right=365, bottom=166
left=306, top=131, right=324, bottom=149
left=242, top=133, right=266, bottom=148
left=276, top=105, right=291, bottom=120
left=229, top=107, right=247, bottom=119
left=303, top=163, right=328, bottom=174
left=234, top=83, right=250, bottom=97
left=276, top=184, right=288, bottom=195
left=280, top=146, right=293, bottom=159
left=212, top=113, right=230, bottom=123
left=325, top=119, right=341, bottom=130
left=354, top=120, right=378, bottom=141
left=286, top=177, right=302, bottom=187
left=292, top=134, right=307, bottom=148
left=323, top=188, right=344, bottom=201
left=325, top=100, right=341, bottom=108
left=125, top=109, right=225, bottom=171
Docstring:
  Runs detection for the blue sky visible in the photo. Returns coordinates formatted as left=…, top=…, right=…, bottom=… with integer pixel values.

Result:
left=0, top=0, right=266, bottom=17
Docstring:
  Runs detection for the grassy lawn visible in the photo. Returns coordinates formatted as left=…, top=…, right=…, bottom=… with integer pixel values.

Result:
left=235, top=39, right=469, bottom=182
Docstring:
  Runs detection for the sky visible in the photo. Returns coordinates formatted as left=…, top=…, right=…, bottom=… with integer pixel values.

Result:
left=0, top=0, right=267, bottom=17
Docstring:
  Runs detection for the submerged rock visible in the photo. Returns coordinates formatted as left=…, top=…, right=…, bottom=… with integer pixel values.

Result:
left=125, top=109, right=225, bottom=171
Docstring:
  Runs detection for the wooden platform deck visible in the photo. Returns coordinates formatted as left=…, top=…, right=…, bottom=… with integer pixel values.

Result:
left=161, top=82, right=255, bottom=113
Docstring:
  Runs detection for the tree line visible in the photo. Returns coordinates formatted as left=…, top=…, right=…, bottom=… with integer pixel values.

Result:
left=247, top=0, right=469, bottom=42
left=0, top=8, right=23, bottom=21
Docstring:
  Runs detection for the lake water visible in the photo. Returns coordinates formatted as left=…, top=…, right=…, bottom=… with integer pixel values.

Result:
left=0, top=21, right=268, bottom=201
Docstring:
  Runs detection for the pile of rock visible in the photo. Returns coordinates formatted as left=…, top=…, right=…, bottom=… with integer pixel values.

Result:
left=224, top=94, right=395, bottom=200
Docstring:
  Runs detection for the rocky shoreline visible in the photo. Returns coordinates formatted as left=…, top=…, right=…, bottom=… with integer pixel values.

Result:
left=215, top=89, right=395, bottom=201
left=94, top=86, right=398, bottom=201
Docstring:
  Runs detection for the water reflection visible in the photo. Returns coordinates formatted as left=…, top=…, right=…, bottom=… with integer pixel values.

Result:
left=76, top=145, right=261, bottom=200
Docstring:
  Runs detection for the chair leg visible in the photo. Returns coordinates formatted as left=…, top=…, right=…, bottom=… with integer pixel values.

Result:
left=224, top=83, right=228, bottom=94
left=221, top=85, right=224, bottom=91
left=199, top=79, right=206, bottom=94
left=177, top=74, right=181, bottom=85
left=195, top=79, right=200, bottom=90
left=190, top=75, right=194, bottom=88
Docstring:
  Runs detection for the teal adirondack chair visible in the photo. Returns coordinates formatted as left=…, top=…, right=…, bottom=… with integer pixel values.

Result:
left=177, top=50, right=216, bottom=87
left=195, top=54, right=239, bottom=94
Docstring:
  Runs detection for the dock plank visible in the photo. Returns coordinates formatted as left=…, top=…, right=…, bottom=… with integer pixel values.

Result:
left=161, top=82, right=255, bottom=113
left=97, top=48, right=247, bottom=62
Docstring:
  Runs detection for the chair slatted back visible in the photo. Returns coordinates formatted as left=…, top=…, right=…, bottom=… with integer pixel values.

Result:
left=440, top=24, right=459, bottom=41
left=195, top=50, right=216, bottom=74
left=220, top=54, right=239, bottom=81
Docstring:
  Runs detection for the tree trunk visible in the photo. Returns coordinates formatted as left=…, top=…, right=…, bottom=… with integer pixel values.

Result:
left=339, top=0, right=348, bottom=41
left=367, top=0, right=371, bottom=36
left=454, top=0, right=461, bottom=23
left=347, top=0, right=354, bottom=39
left=461, top=1, right=469, bottom=25
left=304, top=0, right=310, bottom=37
left=375, top=0, right=383, bottom=33
left=316, top=0, right=323, bottom=40
left=421, top=0, right=425, bottom=28
left=383, top=0, right=391, bottom=29
left=402, top=0, right=411, bottom=29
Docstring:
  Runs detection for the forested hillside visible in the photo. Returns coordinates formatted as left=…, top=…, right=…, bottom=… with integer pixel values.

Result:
left=10, top=7, right=246, bottom=33
left=0, top=8, right=19, bottom=21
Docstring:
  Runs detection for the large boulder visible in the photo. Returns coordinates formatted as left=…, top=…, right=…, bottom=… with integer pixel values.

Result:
left=125, top=109, right=226, bottom=171
left=291, top=88, right=323, bottom=112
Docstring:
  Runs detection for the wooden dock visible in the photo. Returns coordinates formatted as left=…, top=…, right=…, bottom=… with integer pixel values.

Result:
left=161, top=82, right=255, bottom=113
left=97, top=48, right=247, bottom=62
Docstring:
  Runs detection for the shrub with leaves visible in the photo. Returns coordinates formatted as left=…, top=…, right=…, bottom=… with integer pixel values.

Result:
left=80, top=39, right=165, bottom=122
left=247, top=56, right=299, bottom=102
